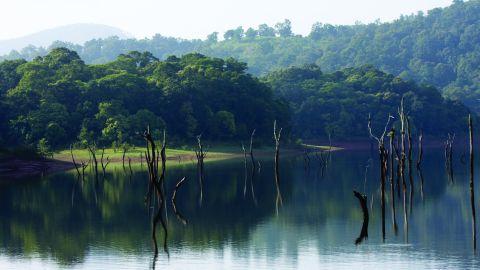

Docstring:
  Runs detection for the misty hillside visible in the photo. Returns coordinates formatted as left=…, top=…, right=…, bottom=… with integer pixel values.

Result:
left=0, top=24, right=132, bottom=55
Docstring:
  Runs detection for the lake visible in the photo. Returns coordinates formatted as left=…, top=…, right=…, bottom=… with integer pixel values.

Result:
left=1, top=148, right=479, bottom=269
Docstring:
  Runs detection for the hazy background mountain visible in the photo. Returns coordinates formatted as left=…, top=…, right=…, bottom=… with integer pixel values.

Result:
left=0, top=23, right=132, bottom=55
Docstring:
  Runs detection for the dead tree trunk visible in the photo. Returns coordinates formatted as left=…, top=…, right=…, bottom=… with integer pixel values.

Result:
left=87, top=144, right=98, bottom=179
left=273, top=120, right=283, bottom=213
left=249, top=129, right=256, bottom=174
left=406, top=117, right=415, bottom=216
left=354, top=190, right=369, bottom=245
left=367, top=113, right=392, bottom=241
left=195, top=135, right=206, bottom=204
left=416, top=130, right=423, bottom=170
left=388, top=128, right=398, bottom=233
left=398, top=100, right=408, bottom=240
left=171, top=177, right=187, bottom=225
left=70, top=145, right=81, bottom=177
left=100, top=148, right=110, bottom=177
left=81, top=161, right=89, bottom=180
left=303, top=148, right=311, bottom=173
left=142, top=126, right=168, bottom=255
left=128, top=157, right=133, bottom=176
left=469, top=114, right=476, bottom=250
left=444, top=133, right=455, bottom=182
left=122, top=144, right=127, bottom=170
left=242, top=143, right=248, bottom=197
left=249, top=129, right=258, bottom=204
left=417, top=130, right=424, bottom=200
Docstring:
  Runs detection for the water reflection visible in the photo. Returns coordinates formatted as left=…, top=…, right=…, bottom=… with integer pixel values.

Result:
left=0, top=149, right=479, bottom=269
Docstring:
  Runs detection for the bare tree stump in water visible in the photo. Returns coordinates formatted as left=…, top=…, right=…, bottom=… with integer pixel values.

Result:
left=353, top=190, right=369, bottom=245
left=469, top=114, right=476, bottom=250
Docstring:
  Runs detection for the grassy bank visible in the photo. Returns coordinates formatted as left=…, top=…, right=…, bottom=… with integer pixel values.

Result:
left=54, top=146, right=240, bottom=165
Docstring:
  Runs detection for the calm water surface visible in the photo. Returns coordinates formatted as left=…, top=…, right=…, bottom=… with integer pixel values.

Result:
left=1, top=149, right=479, bottom=269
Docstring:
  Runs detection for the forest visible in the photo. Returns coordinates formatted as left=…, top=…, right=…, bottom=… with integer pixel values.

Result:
left=0, top=48, right=469, bottom=153
left=1, top=1, right=479, bottom=112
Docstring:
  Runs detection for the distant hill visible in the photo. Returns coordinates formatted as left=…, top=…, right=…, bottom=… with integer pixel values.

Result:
left=0, top=24, right=132, bottom=54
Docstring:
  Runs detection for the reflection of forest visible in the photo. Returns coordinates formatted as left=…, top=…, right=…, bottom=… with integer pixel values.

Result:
left=0, top=150, right=478, bottom=266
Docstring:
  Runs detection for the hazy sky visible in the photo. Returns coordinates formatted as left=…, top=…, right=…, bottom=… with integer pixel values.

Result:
left=1, top=0, right=454, bottom=40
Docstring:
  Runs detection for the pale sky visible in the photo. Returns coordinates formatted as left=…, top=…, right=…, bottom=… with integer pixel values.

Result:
left=1, top=0, right=454, bottom=40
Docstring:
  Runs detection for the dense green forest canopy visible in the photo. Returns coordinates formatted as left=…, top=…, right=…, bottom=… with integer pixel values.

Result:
left=264, top=64, right=469, bottom=139
left=0, top=48, right=470, bottom=152
left=1, top=1, right=479, bottom=112
left=0, top=48, right=289, bottom=150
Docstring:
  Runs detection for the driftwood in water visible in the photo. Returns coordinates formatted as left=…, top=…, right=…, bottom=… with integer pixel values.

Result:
left=388, top=128, right=398, bottom=233
left=70, top=145, right=81, bottom=177
left=273, top=120, right=283, bottom=213
left=469, top=114, right=477, bottom=250
left=171, top=176, right=187, bottom=225
left=367, top=113, right=392, bottom=241
left=353, top=190, right=369, bottom=245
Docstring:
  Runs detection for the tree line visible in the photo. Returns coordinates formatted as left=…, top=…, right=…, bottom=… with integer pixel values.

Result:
left=0, top=48, right=289, bottom=151
left=2, top=1, right=478, bottom=112
left=0, top=48, right=470, bottom=153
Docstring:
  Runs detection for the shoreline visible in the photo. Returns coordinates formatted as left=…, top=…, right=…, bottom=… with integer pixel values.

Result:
left=0, top=144, right=343, bottom=179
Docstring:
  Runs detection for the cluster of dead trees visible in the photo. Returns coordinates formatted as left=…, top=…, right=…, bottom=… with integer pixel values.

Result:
left=142, top=127, right=190, bottom=256
left=358, top=99, right=478, bottom=251
left=361, top=99, right=427, bottom=243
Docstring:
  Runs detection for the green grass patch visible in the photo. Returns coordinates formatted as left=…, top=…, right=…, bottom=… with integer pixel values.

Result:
left=54, top=146, right=237, bottom=163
